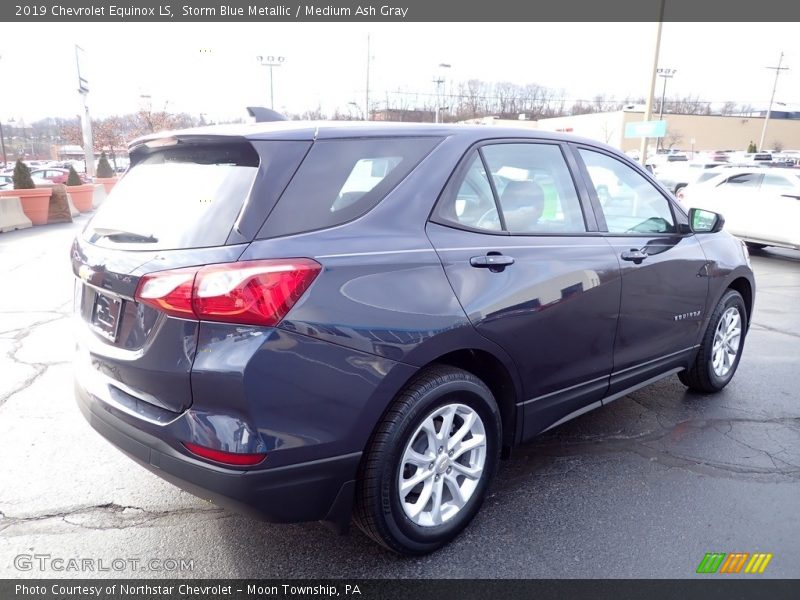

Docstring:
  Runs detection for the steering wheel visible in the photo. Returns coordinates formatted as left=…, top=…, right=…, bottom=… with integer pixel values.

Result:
left=476, top=208, right=501, bottom=230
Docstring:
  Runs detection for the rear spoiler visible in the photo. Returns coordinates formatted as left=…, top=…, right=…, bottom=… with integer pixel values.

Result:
left=246, top=107, right=287, bottom=122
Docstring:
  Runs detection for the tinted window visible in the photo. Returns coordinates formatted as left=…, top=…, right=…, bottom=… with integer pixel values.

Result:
left=259, top=137, right=441, bottom=238
left=696, top=172, right=721, bottom=184
left=722, top=173, right=762, bottom=187
left=482, top=144, right=585, bottom=234
left=437, top=152, right=501, bottom=231
left=436, top=143, right=586, bottom=234
left=761, top=174, right=798, bottom=191
left=85, top=141, right=259, bottom=250
left=580, top=149, right=676, bottom=234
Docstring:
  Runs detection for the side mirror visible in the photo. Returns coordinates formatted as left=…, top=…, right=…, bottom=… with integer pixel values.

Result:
left=688, top=208, right=725, bottom=233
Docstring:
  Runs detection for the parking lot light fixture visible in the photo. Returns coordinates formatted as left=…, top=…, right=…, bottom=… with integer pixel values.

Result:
left=434, top=63, right=452, bottom=124
left=656, top=68, right=676, bottom=151
left=257, top=55, right=286, bottom=110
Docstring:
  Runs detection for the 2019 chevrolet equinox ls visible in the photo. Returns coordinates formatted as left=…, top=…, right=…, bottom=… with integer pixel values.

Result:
left=72, top=121, right=754, bottom=555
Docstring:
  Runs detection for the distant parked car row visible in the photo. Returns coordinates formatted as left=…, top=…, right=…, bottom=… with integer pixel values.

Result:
left=29, top=168, right=90, bottom=184
left=0, top=158, right=129, bottom=176
left=0, top=167, right=90, bottom=188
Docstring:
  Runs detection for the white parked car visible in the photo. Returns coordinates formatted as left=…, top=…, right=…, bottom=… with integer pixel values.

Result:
left=679, top=167, right=800, bottom=250
left=655, top=161, right=727, bottom=194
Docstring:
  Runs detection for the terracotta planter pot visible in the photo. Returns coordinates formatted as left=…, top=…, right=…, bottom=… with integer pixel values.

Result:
left=94, top=177, right=117, bottom=194
left=67, top=184, right=95, bottom=213
left=0, top=187, right=53, bottom=225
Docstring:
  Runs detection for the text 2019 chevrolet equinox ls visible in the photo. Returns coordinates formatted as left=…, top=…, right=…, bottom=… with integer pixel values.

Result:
left=72, top=122, right=754, bottom=555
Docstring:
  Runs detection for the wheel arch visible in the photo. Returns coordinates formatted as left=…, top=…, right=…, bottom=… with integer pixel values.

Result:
left=430, top=349, right=519, bottom=450
left=727, top=276, right=754, bottom=330
left=363, top=330, right=523, bottom=459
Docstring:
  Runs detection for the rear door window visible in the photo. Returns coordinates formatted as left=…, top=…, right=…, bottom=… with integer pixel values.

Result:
left=84, top=141, right=259, bottom=250
left=434, top=143, right=587, bottom=234
left=481, top=143, right=587, bottom=234
left=258, top=137, right=441, bottom=238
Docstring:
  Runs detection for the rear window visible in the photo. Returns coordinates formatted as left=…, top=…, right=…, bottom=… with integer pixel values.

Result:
left=258, top=137, right=441, bottom=238
left=84, top=141, right=259, bottom=250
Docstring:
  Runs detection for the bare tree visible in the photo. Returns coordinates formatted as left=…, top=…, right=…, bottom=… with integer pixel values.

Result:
left=666, top=95, right=711, bottom=115
left=719, top=101, right=738, bottom=116
left=664, top=128, right=684, bottom=149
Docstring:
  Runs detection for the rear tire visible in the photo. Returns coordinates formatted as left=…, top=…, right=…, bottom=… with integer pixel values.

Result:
left=679, top=289, right=747, bottom=393
left=354, top=365, right=501, bottom=555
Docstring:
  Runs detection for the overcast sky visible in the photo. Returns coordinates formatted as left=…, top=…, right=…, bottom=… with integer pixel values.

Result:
left=0, top=22, right=797, bottom=123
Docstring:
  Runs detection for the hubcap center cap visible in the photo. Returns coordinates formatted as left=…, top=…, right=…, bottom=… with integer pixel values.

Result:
left=435, top=455, right=449, bottom=474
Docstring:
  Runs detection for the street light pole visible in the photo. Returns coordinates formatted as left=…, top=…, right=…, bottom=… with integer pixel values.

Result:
left=433, top=63, right=451, bottom=123
left=348, top=101, right=363, bottom=120
left=656, top=67, right=675, bottom=152
left=256, top=55, right=286, bottom=109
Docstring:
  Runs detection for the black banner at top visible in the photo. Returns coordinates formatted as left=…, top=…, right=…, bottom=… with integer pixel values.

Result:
left=2, top=0, right=800, bottom=22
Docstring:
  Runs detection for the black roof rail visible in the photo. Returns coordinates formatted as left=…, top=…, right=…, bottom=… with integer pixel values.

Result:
left=246, top=107, right=288, bottom=122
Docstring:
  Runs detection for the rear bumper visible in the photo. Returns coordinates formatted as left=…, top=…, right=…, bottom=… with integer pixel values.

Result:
left=75, top=380, right=361, bottom=525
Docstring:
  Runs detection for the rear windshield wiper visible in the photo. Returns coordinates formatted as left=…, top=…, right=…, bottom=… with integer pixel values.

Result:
left=92, top=228, right=159, bottom=244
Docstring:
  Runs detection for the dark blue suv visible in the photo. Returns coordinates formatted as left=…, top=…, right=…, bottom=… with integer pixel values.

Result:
left=72, top=122, right=754, bottom=555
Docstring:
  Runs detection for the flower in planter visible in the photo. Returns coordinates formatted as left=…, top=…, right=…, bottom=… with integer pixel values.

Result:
left=13, top=159, right=36, bottom=189
left=64, top=165, right=94, bottom=213
left=3, top=159, right=53, bottom=225
left=66, top=165, right=83, bottom=187
left=96, top=152, right=115, bottom=179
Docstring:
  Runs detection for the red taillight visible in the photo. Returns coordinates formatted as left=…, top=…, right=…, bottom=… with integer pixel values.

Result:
left=182, top=442, right=266, bottom=466
left=135, top=259, right=321, bottom=326
left=136, top=268, right=197, bottom=319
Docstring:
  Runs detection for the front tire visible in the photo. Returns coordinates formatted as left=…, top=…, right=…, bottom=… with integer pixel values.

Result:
left=354, top=365, right=501, bottom=555
left=679, top=289, right=747, bottom=392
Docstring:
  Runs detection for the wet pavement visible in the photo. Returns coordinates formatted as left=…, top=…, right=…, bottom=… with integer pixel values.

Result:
left=0, top=218, right=798, bottom=578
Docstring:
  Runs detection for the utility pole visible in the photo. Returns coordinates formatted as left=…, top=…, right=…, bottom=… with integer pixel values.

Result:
left=759, top=51, right=789, bottom=152
left=639, top=0, right=666, bottom=167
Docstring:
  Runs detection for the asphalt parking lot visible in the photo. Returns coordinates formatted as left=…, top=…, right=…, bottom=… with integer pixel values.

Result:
left=0, top=217, right=798, bottom=579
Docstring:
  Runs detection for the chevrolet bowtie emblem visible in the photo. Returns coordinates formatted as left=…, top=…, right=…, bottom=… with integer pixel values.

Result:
left=78, top=265, right=94, bottom=282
